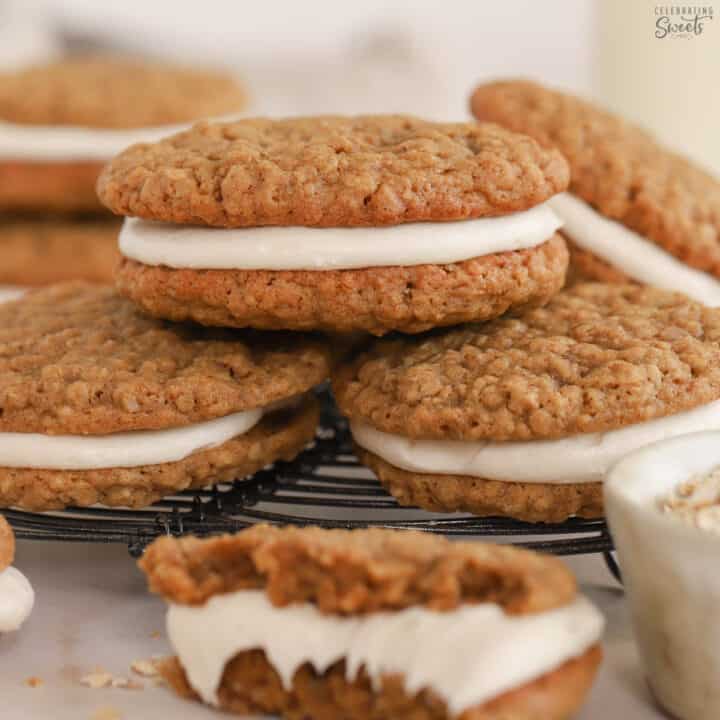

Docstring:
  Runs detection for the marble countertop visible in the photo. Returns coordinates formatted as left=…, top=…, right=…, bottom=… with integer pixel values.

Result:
left=1, top=540, right=668, bottom=720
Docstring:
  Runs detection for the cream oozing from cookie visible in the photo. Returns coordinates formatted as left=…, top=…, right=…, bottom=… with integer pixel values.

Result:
left=118, top=203, right=562, bottom=270
left=549, top=193, right=720, bottom=306
left=0, top=566, right=34, bottom=632
left=167, top=589, right=603, bottom=713
left=0, top=406, right=268, bottom=470
left=352, top=399, right=720, bottom=484
left=0, top=114, right=243, bottom=161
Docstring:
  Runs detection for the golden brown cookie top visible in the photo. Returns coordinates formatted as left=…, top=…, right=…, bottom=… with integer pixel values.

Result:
left=140, top=524, right=576, bottom=615
left=0, top=516, right=14, bottom=571
left=0, top=283, right=330, bottom=435
left=0, top=57, right=246, bottom=129
left=334, top=283, right=720, bottom=442
left=97, top=115, right=569, bottom=227
left=470, top=79, right=720, bottom=278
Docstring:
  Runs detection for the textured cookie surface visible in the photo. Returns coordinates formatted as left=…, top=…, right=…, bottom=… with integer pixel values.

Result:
left=0, top=284, right=329, bottom=435
left=334, top=283, right=720, bottom=441
left=160, top=645, right=602, bottom=720
left=0, top=216, right=121, bottom=285
left=0, top=400, right=318, bottom=511
left=98, top=115, right=569, bottom=227
left=0, top=57, right=246, bottom=128
left=471, top=80, right=720, bottom=278
left=357, top=446, right=603, bottom=523
left=115, top=235, right=569, bottom=335
left=140, top=524, right=576, bottom=614
left=0, top=516, right=14, bottom=571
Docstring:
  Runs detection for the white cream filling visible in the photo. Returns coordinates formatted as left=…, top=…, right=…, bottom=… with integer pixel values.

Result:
left=0, top=407, right=263, bottom=470
left=0, top=113, right=244, bottom=161
left=549, top=192, right=720, bottom=306
left=118, top=202, right=562, bottom=271
left=351, top=399, right=720, bottom=484
left=0, top=566, right=34, bottom=632
left=167, top=589, right=603, bottom=713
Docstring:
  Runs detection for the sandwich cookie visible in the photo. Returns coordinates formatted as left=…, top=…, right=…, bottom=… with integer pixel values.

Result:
left=0, top=516, right=34, bottom=633
left=334, top=283, right=720, bottom=522
left=0, top=284, right=329, bottom=510
left=140, top=524, right=604, bottom=719
left=99, top=115, right=571, bottom=335
left=0, top=215, right=121, bottom=286
left=0, top=57, right=246, bottom=213
left=470, top=80, right=720, bottom=305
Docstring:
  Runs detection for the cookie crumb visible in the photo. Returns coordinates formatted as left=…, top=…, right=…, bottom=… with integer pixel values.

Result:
left=24, top=676, right=43, bottom=688
left=80, top=672, right=113, bottom=689
left=90, top=707, right=122, bottom=720
left=131, top=659, right=159, bottom=677
left=111, top=677, right=143, bottom=690
left=149, top=630, right=161, bottom=639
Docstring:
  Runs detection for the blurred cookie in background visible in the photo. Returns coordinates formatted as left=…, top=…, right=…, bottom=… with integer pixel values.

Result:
left=0, top=56, right=247, bottom=213
left=0, top=215, right=121, bottom=287
left=471, top=79, right=720, bottom=307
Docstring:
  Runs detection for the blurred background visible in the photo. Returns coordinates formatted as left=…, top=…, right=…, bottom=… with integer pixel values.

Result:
left=2, top=0, right=718, bottom=172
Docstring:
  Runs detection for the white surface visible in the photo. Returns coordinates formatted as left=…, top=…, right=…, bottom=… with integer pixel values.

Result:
left=169, top=589, right=601, bottom=710
left=0, top=408, right=262, bottom=470
left=352, top=399, right=720, bottom=484
left=549, top=193, right=720, bottom=306
left=1, top=540, right=666, bottom=719
left=119, top=204, right=561, bottom=270
left=38, top=0, right=594, bottom=119
left=606, top=432, right=720, bottom=720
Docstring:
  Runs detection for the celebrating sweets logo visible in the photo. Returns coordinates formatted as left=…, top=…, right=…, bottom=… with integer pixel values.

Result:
left=654, top=5, right=714, bottom=38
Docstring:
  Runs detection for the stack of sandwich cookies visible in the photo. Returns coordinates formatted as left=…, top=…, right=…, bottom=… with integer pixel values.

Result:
left=333, top=283, right=720, bottom=522
left=0, top=284, right=329, bottom=509
left=99, top=115, right=571, bottom=334
left=140, top=525, right=604, bottom=719
left=0, top=57, right=246, bottom=289
left=0, top=516, right=34, bottom=634
left=470, top=80, right=720, bottom=305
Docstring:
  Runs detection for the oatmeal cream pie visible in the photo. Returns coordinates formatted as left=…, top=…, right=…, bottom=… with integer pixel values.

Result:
left=334, top=283, right=720, bottom=522
left=0, top=57, right=246, bottom=213
left=0, top=516, right=34, bottom=633
left=471, top=79, right=720, bottom=305
left=0, top=284, right=329, bottom=510
left=99, top=115, right=571, bottom=335
left=140, top=524, right=604, bottom=720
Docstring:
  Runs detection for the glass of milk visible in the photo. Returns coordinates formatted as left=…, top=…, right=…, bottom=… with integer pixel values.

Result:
left=596, top=0, right=719, bottom=174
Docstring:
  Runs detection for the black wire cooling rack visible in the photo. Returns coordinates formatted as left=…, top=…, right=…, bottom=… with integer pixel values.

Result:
left=4, top=390, right=618, bottom=578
